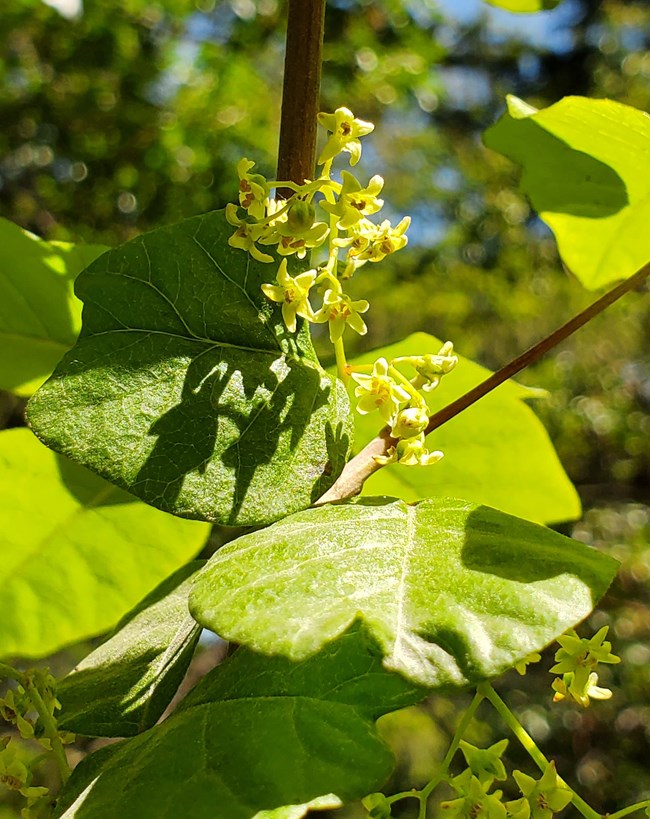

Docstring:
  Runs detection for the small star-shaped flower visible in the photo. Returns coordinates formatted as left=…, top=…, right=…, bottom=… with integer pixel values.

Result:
left=317, top=107, right=375, bottom=166
left=260, top=259, right=317, bottom=332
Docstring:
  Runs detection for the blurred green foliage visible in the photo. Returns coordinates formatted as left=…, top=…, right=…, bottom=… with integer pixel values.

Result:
left=1, top=0, right=649, bottom=816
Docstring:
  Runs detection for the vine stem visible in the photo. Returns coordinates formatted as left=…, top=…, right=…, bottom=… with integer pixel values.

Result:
left=480, top=683, right=600, bottom=819
left=276, top=0, right=326, bottom=194
left=417, top=690, right=485, bottom=816
left=334, top=337, right=349, bottom=384
left=1, top=665, right=71, bottom=786
left=609, top=800, right=650, bottom=819
left=315, top=259, right=650, bottom=506
left=0, top=662, right=23, bottom=683
left=22, top=674, right=71, bottom=786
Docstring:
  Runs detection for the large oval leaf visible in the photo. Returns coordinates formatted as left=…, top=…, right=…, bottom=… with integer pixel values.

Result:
left=58, top=562, right=205, bottom=737
left=0, top=429, right=209, bottom=660
left=190, top=497, right=618, bottom=688
left=27, top=209, right=353, bottom=525
left=55, top=629, right=424, bottom=819
left=349, top=333, right=580, bottom=525
left=0, top=218, right=107, bottom=396
left=484, top=96, right=650, bottom=289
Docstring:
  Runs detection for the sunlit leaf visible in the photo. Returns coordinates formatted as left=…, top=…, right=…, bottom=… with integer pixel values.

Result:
left=483, top=0, right=561, bottom=12
left=27, top=209, right=352, bottom=525
left=58, top=563, right=204, bottom=737
left=349, top=333, right=580, bottom=525
left=56, top=629, right=424, bottom=819
left=0, top=218, right=107, bottom=396
left=485, top=96, right=650, bottom=289
left=191, top=497, right=617, bottom=688
left=0, top=429, right=209, bottom=659
left=252, top=795, right=343, bottom=819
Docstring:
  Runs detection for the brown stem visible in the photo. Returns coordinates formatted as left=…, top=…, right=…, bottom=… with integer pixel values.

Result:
left=276, top=0, right=326, bottom=197
left=316, top=260, right=650, bottom=506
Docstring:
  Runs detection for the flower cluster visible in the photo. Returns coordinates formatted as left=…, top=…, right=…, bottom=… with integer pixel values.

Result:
left=0, top=670, right=74, bottom=818
left=229, top=107, right=457, bottom=467
left=549, top=626, right=620, bottom=707
left=351, top=343, right=457, bottom=466
left=441, top=743, right=572, bottom=819
left=229, top=107, right=410, bottom=342
left=0, top=738, right=49, bottom=810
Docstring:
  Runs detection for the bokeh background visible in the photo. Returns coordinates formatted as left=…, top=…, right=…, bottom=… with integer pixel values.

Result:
left=1, top=0, right=649, bottom=816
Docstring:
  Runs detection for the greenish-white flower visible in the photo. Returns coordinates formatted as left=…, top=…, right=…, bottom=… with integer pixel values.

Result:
left=351, top=358, right=410, bottom=424
left=317, top=107, right=374, bottom=166
left=391, top=405, right=429, bottom=440
left=225, top=203, right=274, bottom=264
left=313, top=289, right=369, bottom=342
left=236, top=158, right=270, bottom=220
left=321, top=171, right=384, bottom=230
left=261, top=259, right=317, bottom=332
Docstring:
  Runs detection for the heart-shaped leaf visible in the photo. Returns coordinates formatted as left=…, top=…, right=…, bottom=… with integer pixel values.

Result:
left=27, top=209, right=353, bottom=525
left=484, top=96, right=650, bottom=289
left=0, top=429, right=209, bottom=660
left=58, top=562, right=204, bottom=737
left=348, top=333, right=580, bottom=525
left=0, top=218, right=108, bottom=396
left=190, top=497, right=618, bottom=688
left=55, top=629, right=424, bottom=819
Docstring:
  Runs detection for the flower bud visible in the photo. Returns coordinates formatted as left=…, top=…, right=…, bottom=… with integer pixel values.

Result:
left=286, top=201, right=316, bottom=233
left=391, top=406, right=429, bottom=439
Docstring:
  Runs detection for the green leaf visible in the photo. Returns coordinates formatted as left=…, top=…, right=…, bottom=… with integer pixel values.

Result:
left=27, top=209, right=352, bottom=525
left=483, top=0, right=561, bottom=11
left=252, top=795, right=343, bottom=819
left=0, top=218, right=107, bottom=396
left=58, top=562, right=204, bottom=737
left=0, top=429, right=209, bottom=659
left=55, top=629, right=424, bottom=819
left=349, top=333, right=580, bottom=525
left=484, top=95, right=650, bottom=289
left=190, top=497, right=618, bottom=688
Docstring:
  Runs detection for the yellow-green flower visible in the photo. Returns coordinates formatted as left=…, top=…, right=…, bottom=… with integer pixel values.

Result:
left=317, top=107, right=374, bottom=166
left=400, top=342, right=458, bottom=392
left=515, top=652, right=542, bottom=676
left=351, top=358, right=410, bottom=424
left=355, top=216, right=411, bottom=263
left=236, top=158, right=270, bottom=220
left=313, top=289, right=369, bottom=342
left=261, top=259, right=317, bottom=332
left=261, top=217, right=329, bottom=260
left=549, top=626, right=619, bottom=706
left=391, top=406, right=429, bottom=440
left=460, top=739, right=509, bottom=787
left=513, top=763, right=572, bottom=819
left=321, top=171, right=384, bottom=230
left=441, top=773, right=507, bottom=819
left=550, top=626, right=620, bottom=675
left=505, top=798, right=531, bottom=819
left=393, top=435, right=443, bottom=467
left=225, top=203, right=274, bottom=264
left=551, top=670, right=613, bottom=707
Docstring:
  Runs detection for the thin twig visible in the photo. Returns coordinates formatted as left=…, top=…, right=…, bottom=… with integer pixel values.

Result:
left=316, top=260, right=650, bottom=506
